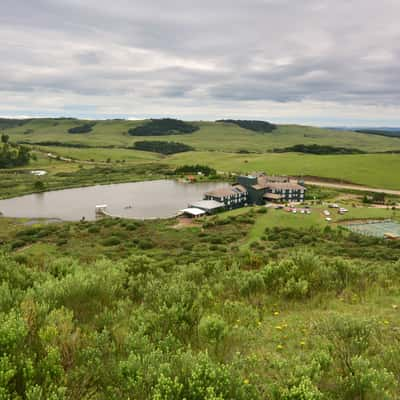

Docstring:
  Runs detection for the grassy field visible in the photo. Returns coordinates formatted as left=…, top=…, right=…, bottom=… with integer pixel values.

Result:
left=36, top=145, right=162, bottom=163
left=168, top=151, right=400, bottom=189
left=3, top=118, right=400, bottom=194
left=5, top=118, right=400, bottom=152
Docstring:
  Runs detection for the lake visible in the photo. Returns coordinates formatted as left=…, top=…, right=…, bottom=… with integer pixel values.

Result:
left=0, top=180, right=229, bottom=221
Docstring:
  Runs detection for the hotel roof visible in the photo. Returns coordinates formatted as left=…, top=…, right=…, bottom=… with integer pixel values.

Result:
left=205, top=185, right=247, bottom=198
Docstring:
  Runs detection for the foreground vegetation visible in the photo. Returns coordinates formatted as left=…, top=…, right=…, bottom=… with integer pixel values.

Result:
left=1, top=205, right=400, bottom=399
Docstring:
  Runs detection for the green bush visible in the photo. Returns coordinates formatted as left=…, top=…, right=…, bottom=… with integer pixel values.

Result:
left=101, top=236, right=121, bottom=246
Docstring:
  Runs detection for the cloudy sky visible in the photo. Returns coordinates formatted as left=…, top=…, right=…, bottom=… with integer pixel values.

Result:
left=1, top=0, right=400, bottom=126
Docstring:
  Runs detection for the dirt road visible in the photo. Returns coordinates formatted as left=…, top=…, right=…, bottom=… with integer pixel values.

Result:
left=304, top=180, right=400, bottom=196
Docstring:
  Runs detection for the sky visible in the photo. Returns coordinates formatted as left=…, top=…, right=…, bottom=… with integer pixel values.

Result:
left=1, top=0, right=400, bottom=126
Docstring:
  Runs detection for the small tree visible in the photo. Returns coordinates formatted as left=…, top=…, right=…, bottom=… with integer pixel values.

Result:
left=33, top=180, right=45, bottom=192
left=198, top=314, right=227, bottom=358
left=1, top=133, right=9, bottom=144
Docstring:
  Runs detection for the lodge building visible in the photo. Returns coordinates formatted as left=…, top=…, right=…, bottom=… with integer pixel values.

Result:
left=182, top=172, right=306, bottom=217
left=205, top=173, right=306, bottom=207
left=204, top=185, right=248, bottom=209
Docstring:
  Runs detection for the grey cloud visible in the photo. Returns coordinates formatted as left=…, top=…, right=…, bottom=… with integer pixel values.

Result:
left=0, top=0, right=400, bottom=123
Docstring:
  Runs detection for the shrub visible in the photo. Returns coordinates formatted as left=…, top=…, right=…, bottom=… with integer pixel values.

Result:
left=68, top=123, right=95, bottom=134
left=101, top=236, right=121, bottom=246
left=138, top=239, right=154, bottom=250
left=11, top=239, right=27, bottom=250
left=88, top=225, right=100, bottom=234
left=33, top=180, right=45, bottom=191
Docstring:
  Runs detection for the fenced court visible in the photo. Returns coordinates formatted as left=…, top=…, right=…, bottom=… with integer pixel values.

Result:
left=346, top=220, right=400, bottom=239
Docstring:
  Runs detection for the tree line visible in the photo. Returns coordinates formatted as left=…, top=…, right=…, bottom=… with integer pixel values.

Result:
left=133, top=140, right=194, bottom=155
left=273, top=144, right=365, bottom=155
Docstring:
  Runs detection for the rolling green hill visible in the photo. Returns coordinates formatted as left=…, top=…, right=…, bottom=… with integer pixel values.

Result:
left=2, top=118, right=400, bottom=192
left=4, top=118, right=400, bottom=152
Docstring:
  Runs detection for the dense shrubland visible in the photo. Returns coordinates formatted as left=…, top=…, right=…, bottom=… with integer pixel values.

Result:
left=67, top=123, right=96, bottom=134
left=1, top=212, right=400, bottom=399
left=216, top=120, right=277, bottom=133
left=128, top=119, right=199, bottom=136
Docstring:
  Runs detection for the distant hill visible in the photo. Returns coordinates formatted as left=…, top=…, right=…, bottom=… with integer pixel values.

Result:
left=327, top=126, right=400, bottom=138
left=354, top=129, right=400, bottom=138
left=2, top=117, right=400, bottom=153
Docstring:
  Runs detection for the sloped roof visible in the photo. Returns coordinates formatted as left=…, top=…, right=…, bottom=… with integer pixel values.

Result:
left=205, top=187, right=237, bottom=197
left=267, top=182, right=305, bottom=190
left=206, top=185, right=248, bottom=198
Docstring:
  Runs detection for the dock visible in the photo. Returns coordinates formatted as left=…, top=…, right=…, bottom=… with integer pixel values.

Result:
left=95, top=204, right=122, bottom=219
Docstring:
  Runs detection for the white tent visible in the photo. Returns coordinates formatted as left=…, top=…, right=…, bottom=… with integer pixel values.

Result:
left=181, top=208, right=206, bottom=217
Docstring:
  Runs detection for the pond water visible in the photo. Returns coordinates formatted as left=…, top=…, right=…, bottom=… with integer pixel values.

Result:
left=0, top=180, right=229, bottom=221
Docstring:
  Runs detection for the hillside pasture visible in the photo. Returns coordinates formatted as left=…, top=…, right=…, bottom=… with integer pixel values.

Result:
left=5, top=118, right=400, bottom=152
left=168, top=152, right=400, bottom=190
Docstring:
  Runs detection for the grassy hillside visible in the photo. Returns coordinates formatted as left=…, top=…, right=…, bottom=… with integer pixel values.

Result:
left=4, top=118, right=400, bottom=152
left=168, top=152, right=400, bottom=190
left=2, top=118, right=400, bottom=193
